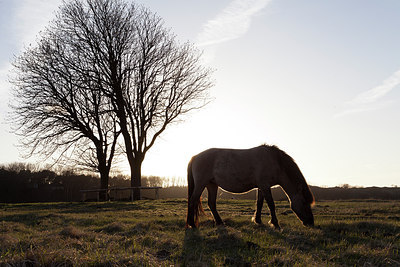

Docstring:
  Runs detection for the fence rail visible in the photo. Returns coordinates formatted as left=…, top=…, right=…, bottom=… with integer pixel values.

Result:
left=80, top=186, right=162, bottom=201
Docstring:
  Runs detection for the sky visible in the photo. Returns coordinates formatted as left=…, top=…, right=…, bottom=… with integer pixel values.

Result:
left=0, top=0, right=399, bottom=187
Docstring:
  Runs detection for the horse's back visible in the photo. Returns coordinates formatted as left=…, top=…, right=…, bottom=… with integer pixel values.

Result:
left=191, top=146, right=281, bottom=193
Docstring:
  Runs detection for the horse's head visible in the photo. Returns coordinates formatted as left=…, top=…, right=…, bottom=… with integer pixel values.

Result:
left=290, top=193, right=314, bottom=227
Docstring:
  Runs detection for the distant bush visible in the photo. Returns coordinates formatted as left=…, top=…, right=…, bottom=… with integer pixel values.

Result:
left=310, top=186, right=400, bottom=201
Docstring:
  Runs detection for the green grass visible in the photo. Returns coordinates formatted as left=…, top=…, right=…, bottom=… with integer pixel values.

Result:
left=0, top=199, right=399, bottom=266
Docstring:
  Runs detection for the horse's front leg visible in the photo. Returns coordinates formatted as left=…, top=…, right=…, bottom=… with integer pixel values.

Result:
left=252, top=189, right=264, bottom=224
left=261, top=187, right=281, bottom=230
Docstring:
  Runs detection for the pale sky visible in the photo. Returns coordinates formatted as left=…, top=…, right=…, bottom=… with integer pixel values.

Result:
left=0, top=0, right=399, bottom=187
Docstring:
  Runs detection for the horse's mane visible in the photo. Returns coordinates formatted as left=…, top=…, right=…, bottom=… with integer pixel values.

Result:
left=263, top=145, right=315, bottom=205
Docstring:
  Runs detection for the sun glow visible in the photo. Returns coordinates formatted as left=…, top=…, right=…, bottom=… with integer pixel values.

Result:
left=136, top=101, right=282, bottom=185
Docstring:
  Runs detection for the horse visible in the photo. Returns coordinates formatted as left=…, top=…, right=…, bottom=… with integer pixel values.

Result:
left=185, top=145, right=315, bottom=229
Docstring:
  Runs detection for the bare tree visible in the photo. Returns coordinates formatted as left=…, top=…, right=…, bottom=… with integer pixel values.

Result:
left=11, top=0, right=213, bottom=200
left=57, top=0, right=213, bottom=199
left=122, top=10, right=213, bottom=199
left=106, top=5, right=213, bottom=199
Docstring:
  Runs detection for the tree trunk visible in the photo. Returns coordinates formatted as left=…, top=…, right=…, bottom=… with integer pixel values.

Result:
left=99, top=169, right=109, bottom=201
left=97, top=150, right=110, bottom=201
left=130, top=156, right=143, bottom=200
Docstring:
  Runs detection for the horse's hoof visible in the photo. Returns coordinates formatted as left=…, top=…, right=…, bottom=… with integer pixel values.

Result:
left=268, top=221, right=281, bottom=231
left=251, top=216, right=262, bottom=224
left=186, top=224, right=197, bottom=229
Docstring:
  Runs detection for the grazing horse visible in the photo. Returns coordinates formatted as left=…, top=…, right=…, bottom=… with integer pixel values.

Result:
left=186, top=145, right=315, bottom=229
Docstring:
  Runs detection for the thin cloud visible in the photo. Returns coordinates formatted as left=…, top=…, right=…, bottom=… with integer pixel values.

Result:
left=333, top=100, right=394, bottom=119
left=196, top=0, right=272, bottom=47
left=334, top=69, right=400, bottom=118
left=350, top=69, right=400, bottom=105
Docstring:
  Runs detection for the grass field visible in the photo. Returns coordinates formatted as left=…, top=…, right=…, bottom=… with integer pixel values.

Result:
left=0, top=199, right=399, bottom=266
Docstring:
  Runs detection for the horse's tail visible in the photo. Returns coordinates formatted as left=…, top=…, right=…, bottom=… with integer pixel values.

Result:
left=186, top=158, right=204, bottom=228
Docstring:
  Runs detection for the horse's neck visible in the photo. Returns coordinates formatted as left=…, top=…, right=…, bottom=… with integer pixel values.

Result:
left=278, top=178, right=298, bottom=201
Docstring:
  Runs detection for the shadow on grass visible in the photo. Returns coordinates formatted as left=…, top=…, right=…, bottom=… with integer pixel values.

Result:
left=179, top=217, right=400, bottom=266
left=1, top=201, right=148, bottom=213
left=0, top=202, right=150, bottom=228
left=180, top=221, right=269, bottom=266
left=277, top=220, right=400, bottom=265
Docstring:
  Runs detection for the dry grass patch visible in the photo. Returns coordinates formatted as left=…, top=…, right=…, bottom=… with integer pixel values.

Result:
left=0, top=233, right=18, bottom=248
left=60, top=225, right=87, bottom=239
left=102, top=221, right=128, bottom=234
left=0, top=200, right=399, bottom=266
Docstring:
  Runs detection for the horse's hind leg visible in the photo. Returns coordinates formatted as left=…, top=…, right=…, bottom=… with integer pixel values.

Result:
left=252, top=189, right=264, bottom=224
left=206, top=183, right=223, bottom=225
left=260, top=187, right=280, bottom=230
left=187, top=186, right=205, bottom=228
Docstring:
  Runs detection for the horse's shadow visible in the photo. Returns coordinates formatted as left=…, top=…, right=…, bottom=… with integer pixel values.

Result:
left=180, top=219, right=272, bottom=266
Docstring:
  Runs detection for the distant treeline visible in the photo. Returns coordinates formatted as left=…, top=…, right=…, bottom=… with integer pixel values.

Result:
left=0, top=163, right=399, bottom=203
left=0, top=163, right=166, bottom=203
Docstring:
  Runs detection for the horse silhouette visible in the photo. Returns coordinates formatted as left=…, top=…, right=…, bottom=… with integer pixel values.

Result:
left=186, top=145, right=314, bottom=229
